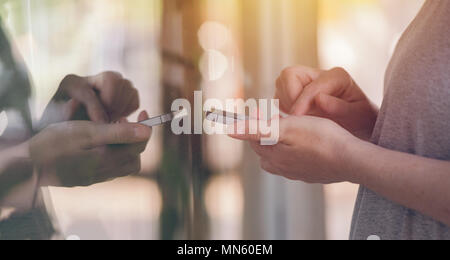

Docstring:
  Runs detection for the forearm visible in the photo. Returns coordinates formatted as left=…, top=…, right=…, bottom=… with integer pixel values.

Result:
left=0, top=142, right=37, bottom=213
left=345, top=139, right=450, bottom=226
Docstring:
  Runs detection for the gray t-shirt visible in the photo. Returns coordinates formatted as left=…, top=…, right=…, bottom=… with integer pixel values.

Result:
left=350, top=0, right=450, bottom=240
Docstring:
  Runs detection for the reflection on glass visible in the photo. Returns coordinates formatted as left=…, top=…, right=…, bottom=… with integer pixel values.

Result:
left=0, top=0, right=426, bottom=240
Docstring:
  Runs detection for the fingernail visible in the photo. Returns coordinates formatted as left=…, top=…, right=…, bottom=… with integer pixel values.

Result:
left=134, top=125, right=151, bottom=139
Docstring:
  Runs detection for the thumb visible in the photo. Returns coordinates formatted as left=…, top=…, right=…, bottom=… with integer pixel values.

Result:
left=83, top=123, right=152, bottom=148
left=315, top=93, right=352, bottom=118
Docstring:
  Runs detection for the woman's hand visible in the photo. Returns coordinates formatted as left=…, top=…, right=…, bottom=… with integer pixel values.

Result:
left=29, top=111, right=151, bottom=187
left=275, top=66, right=378, bottom=140
left=39, top=71, right=139, bottom=129
left=229, top=116, right=358, bottom=184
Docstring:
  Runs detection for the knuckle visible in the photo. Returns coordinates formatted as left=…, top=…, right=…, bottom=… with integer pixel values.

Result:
left=112, top=129, right=125, bottom=144
left=58, top=74, right=84, bottom=96
left=76, top=122, right=95, bottom=146
left=122, top=78, right=134, bottom=89
left=103, top=71, right=123, bottom=81
left=83, top=130, right=96, bottom=148
left=280, top=118, right=293, bottom=136
left=330, top=67, right=346, bottom=74
left=280, top=66, right=297, bottom=77
left=61, top=74, right=82, bottom=85
left=59, top=121, right=82, bottom=136
left=330, top=67, right=351, bottom=81
left=95, top=71, right=124, bottom=90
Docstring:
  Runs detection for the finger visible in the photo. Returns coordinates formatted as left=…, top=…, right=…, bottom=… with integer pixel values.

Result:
left=315, top=93, right=352, bottom=118
left=97, top=156, right=141, bottom=182
left=227, top=120, right=264, bottom=142
left=89, top=73, right=140, bottom=121
left=287, top=65, right=321, bottom=81
left=282, top=72, right=304, bottom=101
left=279, top=66, right=320, bottom=100
left=260, top=160, right=278, bottom=175
left=99, top=142, right=148, bottom=165
left=83, top=123, right=152, bottom=148
left=110, top=79, right=138, bottom=121
left=79, top=88, right=110, bottom=123
left=88, top=71, right=124, bottom=101
left=39, top=99, right=80, bottom=129
left=66, top=99, right=80, bottom=119
left=250, top=141, right=273, bottom=157
left=119, top=117, right=129, bottom=123
left=289, top=84, right=318, bottom=116
left=290, top=68, right=351, bottom=116
left=274, top=88, right=291, bottom=114
left=274, top=73, right=301, bottom=112
left=138, top=110, right=150, bottom=122
left=227, top=119, right=280, bottom=143
left=281, top=70, right=317, bottom=116
left=275, top=77, right=293, bottom=113
left=120, top=80, right=140, bottom=118
left=115, top=156, right=141, bottom=177
left=88, top=71, right=125, bottom=118
left=64, top=83, right=109, bottom=123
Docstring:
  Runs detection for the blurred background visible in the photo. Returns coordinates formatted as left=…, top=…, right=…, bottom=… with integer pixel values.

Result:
left=0, top=0, right=424, bottom=240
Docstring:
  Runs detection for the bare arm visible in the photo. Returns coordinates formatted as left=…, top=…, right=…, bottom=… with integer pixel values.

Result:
left=229, top=115, right=450, bottom=226
left=346, top=139, right=450, bottom=226
left=0, top=143, right=36, bottom=212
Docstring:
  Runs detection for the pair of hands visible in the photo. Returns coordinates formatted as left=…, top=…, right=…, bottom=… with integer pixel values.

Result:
left=29, top=72, right=151, bottom=187
left=29, top=66, right=376, bottom=186
left=229, top=67, right=379, bottom=184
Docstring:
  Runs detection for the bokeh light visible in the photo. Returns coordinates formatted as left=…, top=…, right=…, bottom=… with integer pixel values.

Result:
left=199, top=49, right=229, bottom=82
left=205, top=173, right=244, bottom=239
left=198, top=21, right=231, bottom=51
left=0, top=111, right=7, bottom=136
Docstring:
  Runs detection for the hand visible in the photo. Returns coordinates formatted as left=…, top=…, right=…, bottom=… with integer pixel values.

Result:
left=228, top=116, right=357, bottom=184
left=29, top=111, right=151, bottom=187
left=275, top=66, right=378, bottom=140
left=39, top=71, right=139, bottom=128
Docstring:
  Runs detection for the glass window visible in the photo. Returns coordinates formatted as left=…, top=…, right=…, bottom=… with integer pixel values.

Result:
left=0, top=0, right=425, bottom=240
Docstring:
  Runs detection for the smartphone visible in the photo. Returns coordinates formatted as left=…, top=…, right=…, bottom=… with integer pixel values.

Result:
left=205, top=109, right=249, bottom=125
left=139, top=109, right=249, bottom=127
left=139, top=109, right=188, bottom=127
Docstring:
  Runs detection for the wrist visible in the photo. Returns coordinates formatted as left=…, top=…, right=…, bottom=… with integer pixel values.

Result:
left=337, top=135, right=367, bottom=184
